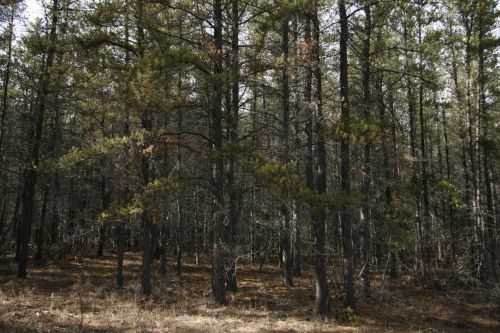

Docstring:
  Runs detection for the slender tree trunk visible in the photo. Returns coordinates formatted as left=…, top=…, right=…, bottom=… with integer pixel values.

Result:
left=417, top=11, right=431, bottom=279
left=35, top=185, right=49, bottom=261
left=97, top=177, right=108, bottom=257
left=280, top=14, right=293, bottom=288
left=12, top=192, right=20, bottom=256
left=360, top=3, right=372, bottom=297
left=383, top=85, right=398, bottom=279
left=250, top=85, right=258, bottom=265
left=0, top=3, right=15, bottom=164
left=476, top=16, right=496, bottom=280
left=194, top=190, right=199, bottom=266
left=311, top=3, right=330, bottom=313
left=441, top=104, right=455, bottom=264
left=211, top=0, right=226, bottom=304
left=135, top=0, right=152, bottom=296
left=303, top=12, right=314, bottom=279
left=450, top=29, right=469, bottom=266
left=339, top=0, right=355, bottom=309
left=176, top=84, right=183, bottom=276
left=291, top=15, right=301, bottom=279
left=159, top=220, right=168, bottom=277
left=484, top=152, right=497, bottom=280
left=226, top=0, right=239, bottom=292
left=117, top=1, right=131, bottom=288
left=0, top=199, right=6, bottom=242
left=116, top=221, right=125, bottom=286
left=465, top=24, right=482, bottom=279
left=403, top=20, right=423, bottom=275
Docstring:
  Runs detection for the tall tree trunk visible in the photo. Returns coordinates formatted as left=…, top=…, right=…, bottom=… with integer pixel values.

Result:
left=17, top=0, right=59, bottom=278
left=311, top=3, right=330, bottom=313
left=360, top=3, right=372, bottom=297
left=117, top=1, right=131, bottom=288
left=291, top=14, right=301, bottom=279
left=226, top=0, right=239, bottom=292
left=0, top=2, right=17, bottom=171
left=464, top=23, right=482, bottom=279
left=0, top=3, right=15, bottom=164
left=476, top=14, right=496, bottom=280
left=442, top=23, right=456, bottom=262
left=339, top=0, right=355, bottom=309
left=176, top=76, right=184, bottom=276
left=403, top=19, right=422, bottom=275
left=140, top=157, right=152, bottom=296
left=136, top=0, right=152, bottom=296
left=250, top=84, right=258, bottom=265
left=303, top=12, right=314, bottom=279
left=211, top=0, right=226, bottom=304
left=417, top=10, right=431, bottom=279
left=382, top=79, right=398, bottom=279
left=280, top=13, right=293, bottom=288
left=450, top=27, right=468, bottom=266
left=441, top=104, right=455, bottom=264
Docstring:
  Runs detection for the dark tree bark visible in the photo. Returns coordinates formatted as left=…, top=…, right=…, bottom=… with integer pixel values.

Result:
left=311, top=3, right=330, bottom=314
left=441, top=103, right=455, bottom=263
left=462, top=12, right=482, bottom=279
left=116, top=221, right=125, bottom=287
left=135, top=0, right=153, bottom=296
left=450, top=27, right=468, bottom=266
left=403, top=18, right=423, bottom=275
left=116, top=0, right=131, bottom=288
left=97, top=177, right=109, bottom=257
left=140, top=209, right=152, bottom=296
left=303, top=13, right=314, bottom=279
left=476, top=12, right=497, bottom=280
left=226, top=0, right=240, bottom=293
left=12, top=192, right=20, bottom=256
left=417, top=8, right=431, bottom=280
left=0, top=199, right=6, bottom=242
left=291, top=15, right=302, bottom=279
left=384, top=85, right=398, bottom=279
left=17, top=0, right=59, bottom=278
left=280, top=14, right=293, bottom=289
left=176, top=81, right=184, bottom=276
left=35, top=185, right=49, bottom=261
left=0, top=2, right=15, bottom=162
left=339, top=0, right=355, bottom=309
left=360, top=3, right=372, bottom=297
left=157, top=220, right=166, bottom=277
left=211, top=0, right=227, bottom=304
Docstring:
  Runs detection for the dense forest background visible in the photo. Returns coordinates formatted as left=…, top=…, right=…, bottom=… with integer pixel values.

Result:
left=0, top=0, right=499, bottom=330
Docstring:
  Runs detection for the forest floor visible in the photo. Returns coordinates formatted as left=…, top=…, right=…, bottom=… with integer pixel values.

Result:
left=0, top=252, right=499, bottom=333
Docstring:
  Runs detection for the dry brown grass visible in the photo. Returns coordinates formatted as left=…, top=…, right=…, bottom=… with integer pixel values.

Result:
left=0, top=253, right=498, bottom=332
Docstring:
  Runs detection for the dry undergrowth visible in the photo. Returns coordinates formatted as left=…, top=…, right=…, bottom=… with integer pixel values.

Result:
left=0, top=253, right=498, bottom=333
